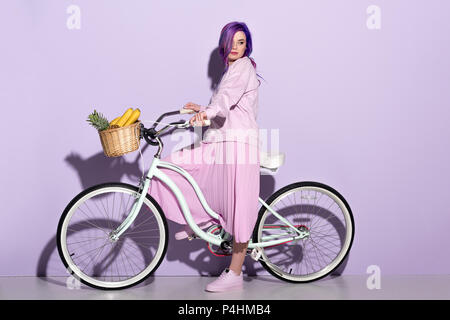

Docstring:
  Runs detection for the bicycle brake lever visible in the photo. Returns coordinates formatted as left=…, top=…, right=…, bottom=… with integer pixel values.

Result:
left=176, top=120, right=191, bottom=128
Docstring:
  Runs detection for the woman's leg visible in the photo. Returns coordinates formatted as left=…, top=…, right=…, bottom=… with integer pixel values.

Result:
left=229, top=240, right=249, bottom=275
left=205, top=238, right=246, bottom=292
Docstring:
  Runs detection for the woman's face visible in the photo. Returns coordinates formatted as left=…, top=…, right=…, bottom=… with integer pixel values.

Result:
left=227, top=31, right=247, bottom=64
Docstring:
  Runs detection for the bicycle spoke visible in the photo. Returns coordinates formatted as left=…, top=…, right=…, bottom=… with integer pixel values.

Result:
left=75, top=207, right=110, bottom=235
left=79, top=238, right=111, bottom=274
left=67, top=236, right=106, bottom=246
left=257, top=184, right=353, bottom=282
left=59, top=185, right=167, bottom=288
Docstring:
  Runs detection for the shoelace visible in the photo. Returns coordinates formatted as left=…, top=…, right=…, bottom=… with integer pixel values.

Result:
left=218, top=269, right=230, bottom=280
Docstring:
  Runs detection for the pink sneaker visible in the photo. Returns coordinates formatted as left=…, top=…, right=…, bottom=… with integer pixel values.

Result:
left=205, top=268, right=243, bottom=293
left=175, top=221, right=214, bottom=240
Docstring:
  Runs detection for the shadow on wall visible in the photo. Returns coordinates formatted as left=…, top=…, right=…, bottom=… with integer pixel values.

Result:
left=63, top=47, right=226, bottom=188
left=35, top=173, right=278, bottom=289
left=63, top=48, right=227, bottom=188
left=36, top=48, right=350, bottom=284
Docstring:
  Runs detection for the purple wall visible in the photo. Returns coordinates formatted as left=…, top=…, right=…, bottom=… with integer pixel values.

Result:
left=1, top=0, right=449, bottom=276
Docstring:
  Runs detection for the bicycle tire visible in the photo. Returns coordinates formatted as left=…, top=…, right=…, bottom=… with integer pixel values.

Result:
left=252, top=181, right=355, bottom=283
left=56, top=182, right=169, bottom=290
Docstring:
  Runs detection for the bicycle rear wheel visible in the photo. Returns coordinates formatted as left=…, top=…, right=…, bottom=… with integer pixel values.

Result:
left=252, top=181, right=354, bottom=283
left=57, top=182, right=168, bottom=290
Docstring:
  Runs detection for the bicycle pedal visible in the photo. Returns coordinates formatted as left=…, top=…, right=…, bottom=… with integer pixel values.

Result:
left=250, top=247, right=263, bottom=261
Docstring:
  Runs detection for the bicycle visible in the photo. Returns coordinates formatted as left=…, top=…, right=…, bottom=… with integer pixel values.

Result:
left=57, top=108, right=355, bottom=290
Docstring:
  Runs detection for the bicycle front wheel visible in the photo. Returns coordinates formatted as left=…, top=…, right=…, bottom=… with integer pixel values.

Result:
left=57, top=182, right=168, bottom=290
left=253, top=181, right=355, bottom=283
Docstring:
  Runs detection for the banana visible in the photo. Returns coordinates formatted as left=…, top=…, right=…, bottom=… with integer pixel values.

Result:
left=116, top=108, right=133, bottom=127
left=124, top=108, right=141, bottom=126
left=110, top=116, right=121, bottom=126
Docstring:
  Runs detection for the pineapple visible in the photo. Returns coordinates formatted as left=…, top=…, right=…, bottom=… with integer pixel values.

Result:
left=87, top=109, right=110, bottom=131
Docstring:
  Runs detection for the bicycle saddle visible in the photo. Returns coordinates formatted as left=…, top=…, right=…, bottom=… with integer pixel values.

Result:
left=260, top=151, right=285, bottom=170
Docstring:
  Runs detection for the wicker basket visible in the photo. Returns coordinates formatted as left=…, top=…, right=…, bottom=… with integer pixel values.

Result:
left=98, top=121, right=141, bottom=157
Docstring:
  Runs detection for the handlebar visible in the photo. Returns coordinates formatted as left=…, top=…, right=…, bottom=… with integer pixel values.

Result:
left=140, top=107, right=211, bottom=146
left=179, top=107, right=211, bottom=126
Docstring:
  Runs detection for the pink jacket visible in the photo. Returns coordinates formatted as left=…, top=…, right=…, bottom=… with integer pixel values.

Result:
left=199, top=56, right=260, bottom=147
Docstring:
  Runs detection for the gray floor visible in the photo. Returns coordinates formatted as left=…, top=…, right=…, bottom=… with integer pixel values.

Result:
left=0, top=275, right=449, bottom=300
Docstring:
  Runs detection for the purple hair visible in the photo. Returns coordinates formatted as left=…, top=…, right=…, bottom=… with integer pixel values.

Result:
left=218, top=21, right=264, bottom=83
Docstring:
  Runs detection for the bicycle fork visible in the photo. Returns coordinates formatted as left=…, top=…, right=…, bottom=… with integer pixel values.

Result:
left=108, top=177, right=151, bottom=242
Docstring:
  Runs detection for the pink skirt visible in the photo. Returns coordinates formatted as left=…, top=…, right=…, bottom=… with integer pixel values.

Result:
left=147, top=140, right=260, bottom=243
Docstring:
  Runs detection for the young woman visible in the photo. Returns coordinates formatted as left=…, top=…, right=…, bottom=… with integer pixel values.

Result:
left=148, top=21, right=262, bottom=293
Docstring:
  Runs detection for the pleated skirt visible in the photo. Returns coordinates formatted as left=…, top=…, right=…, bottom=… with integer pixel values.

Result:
left=147, top=140, right=260, bottom=243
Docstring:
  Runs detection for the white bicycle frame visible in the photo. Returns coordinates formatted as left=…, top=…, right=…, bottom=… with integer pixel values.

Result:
left=111, top=155, right=309, bottom=248
left=107, top=111, right=309, bottom=248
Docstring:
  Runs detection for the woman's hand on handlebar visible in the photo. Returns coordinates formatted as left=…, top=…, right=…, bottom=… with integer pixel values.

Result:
left=189, top=111, right=208, bottom=126
left=183, top=102, right=201, bottom=113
